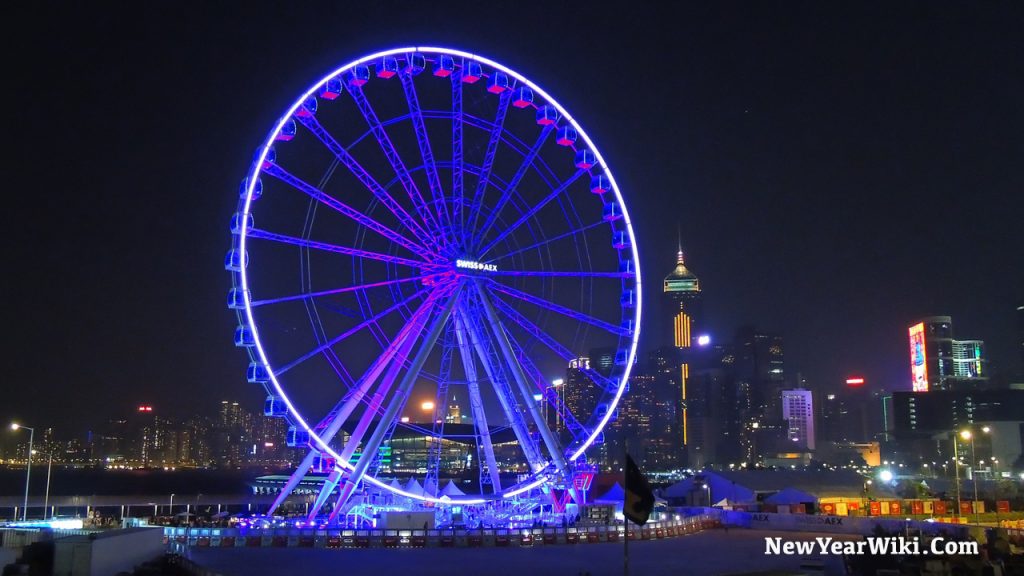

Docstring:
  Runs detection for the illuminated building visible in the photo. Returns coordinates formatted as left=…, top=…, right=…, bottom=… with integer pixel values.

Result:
left=909, top=316, right=988, bottom=391
left=663, top=247, right=701, bottom=463
left=781, top=389, right=815, bottom=450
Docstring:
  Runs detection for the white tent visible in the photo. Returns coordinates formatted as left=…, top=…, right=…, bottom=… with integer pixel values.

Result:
left=389, top=478, right=402, bottom=490
left=440, top=480, right=466, bottom=497
left=403, top=477, right=425, bottom=496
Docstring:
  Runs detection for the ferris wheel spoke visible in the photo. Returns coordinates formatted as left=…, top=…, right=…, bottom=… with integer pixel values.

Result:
left=489, top=270, right=630, bottom=279
left=487, top=293, right=619, bottom=393
left=490, top=220, right=606, bottom=262
left=275, top=286, right=431, bottom=376
left=295, top=114, right=443, bottom=254
left=246, top=228, right=436, bottom=270
left=262, top=162, right=439, bottom=262
left=457, top=299, right=547, bottom=472
left=453, top=312, right=502, bottom=492
left=400, top=70, right=455, bottom=248
left=464, top=91, right=512, bottom=249
left=474, top=284, right=579, bottom=501
left=474, top=124, right=556, bottom=252
left=346, top=84, right=446, bottom=248
left=503, top=325, right=591, bottom=452
left=331, top=287, right=460, bottom=513
left=485, top=279, right=630, bottom=337
left=477, top=169, right=586, bottom=258
left=451, top=70, right=465, bottom=242
left=310, top=286, right=446, bottom=441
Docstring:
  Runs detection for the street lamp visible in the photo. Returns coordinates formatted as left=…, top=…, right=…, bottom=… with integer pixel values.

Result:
left=169, top=493, right=175, bottom=519
left=32, top=449, right=54, bottom=520
left=10, top=423, right=34, bottom=521
left=960, top=429, right=981, bottom=525
left=702, top=483, right=711, bottom=507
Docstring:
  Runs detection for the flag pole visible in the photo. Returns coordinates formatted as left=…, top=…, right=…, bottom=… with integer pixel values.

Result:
left=624, top=438, right=629, bottom=576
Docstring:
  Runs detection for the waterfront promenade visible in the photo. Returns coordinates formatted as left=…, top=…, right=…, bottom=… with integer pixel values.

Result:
left=189, top=530, right=853, bottom=576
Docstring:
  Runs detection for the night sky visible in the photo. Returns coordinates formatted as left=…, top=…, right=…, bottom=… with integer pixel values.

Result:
left=6, top=2, right=1023, bottom=433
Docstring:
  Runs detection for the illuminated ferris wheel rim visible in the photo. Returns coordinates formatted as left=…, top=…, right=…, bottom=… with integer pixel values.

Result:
left=236, top=46, right=643, bottom=505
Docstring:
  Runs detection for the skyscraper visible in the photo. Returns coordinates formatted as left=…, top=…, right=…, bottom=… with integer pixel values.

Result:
left=781, top=389, right=815, bottom=451
left=663, top=247, right=701, bottom=463
left=909, top=316, right=987, bottom=391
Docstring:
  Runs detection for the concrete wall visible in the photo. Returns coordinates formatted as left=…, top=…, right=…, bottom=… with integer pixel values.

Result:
left=54, top=528, right=163, bottom=576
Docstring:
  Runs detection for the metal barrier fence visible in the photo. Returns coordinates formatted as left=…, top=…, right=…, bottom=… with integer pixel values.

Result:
left=0, top=528, right=96, bottom=549
left=163, top=515, right=719, bottom=549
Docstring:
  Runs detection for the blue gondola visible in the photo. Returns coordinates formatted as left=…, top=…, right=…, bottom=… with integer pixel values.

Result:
left=224, top=248, right=247, bottom=271
left=275, top=118, right=296, bottom=141
left=238, top=177, right=262, bottom=201
left=264, top=395, right=287, bottom=417
left=512, top=86, right=533, bottom=108
left=377, top=56, right=399, bottom=78
left=247, top=362, right=270, bottom=384
left=405, top=53, right=425, bottom=75
left=433, top=54, right=455, bottom=77
left=612, top=230, right=631, bottom=249
left=574, top=149, right=596, bottom=169
left=286, top=426, right=310, bottom=447
left=345, top=65, right=369, bottom=86
left=296, top=96, right=317, bottom=118
left=536, top=105, right=557, bottom=126
left=320, top=77, right=343, bottom=100
left=487, top=71, right=510, bottom=94
left=253, top=146, right=275, bottom=170
left=462, top=61, right=482, bottom=83
left=619, top=289, right=636, bottom=308
left=590, top=174, right=610, bottom=194
left=620, top=318, right=635, bottom=334
left=234, top=325, right=255, bottom=347
left=618, top=259, right=635, bottom=275
left=556, top=126, right=577, bottom=146
left=227, top=288, right=249, bottom=310
left=602, top=202, right=622, bottom=221
left=229, top=212, right=253, bottom=234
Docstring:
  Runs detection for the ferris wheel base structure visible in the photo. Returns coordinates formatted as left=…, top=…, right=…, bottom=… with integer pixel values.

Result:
left=226, top=47, right=642, bottom=529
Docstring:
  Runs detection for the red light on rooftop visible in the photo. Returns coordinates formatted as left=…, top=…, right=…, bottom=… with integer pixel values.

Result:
left=137, top=405, right=153, bottom=412
left=845, top=378, right=865, bottom=386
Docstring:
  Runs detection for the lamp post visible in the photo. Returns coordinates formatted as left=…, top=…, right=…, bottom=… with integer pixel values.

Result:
left=11, top=423, right=34, bottom=521
left=36, top=449, right=54, bottom=520
left=169, top=493, right=175, bottom=519
left=961, top=429, right=980, bottom=525
left=703, top=483, right=711, bottom=507
left=953, top=432, right=964, bottom=521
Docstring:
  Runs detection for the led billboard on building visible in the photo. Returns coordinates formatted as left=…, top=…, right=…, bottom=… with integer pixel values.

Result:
left=909, top=322, right=928, bottom=391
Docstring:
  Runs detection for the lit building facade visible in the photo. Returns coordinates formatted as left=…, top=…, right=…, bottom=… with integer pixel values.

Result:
left=781, top=389, right=815, bottom=451
left=663, top=248, right=701, bottom=463
left=909, top=316, right=988, bottom=391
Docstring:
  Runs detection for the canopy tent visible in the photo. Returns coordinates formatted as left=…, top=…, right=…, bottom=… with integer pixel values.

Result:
left=594, top=482, right=625, bottom=503
left=440, top=480, right=466, bottom=497
left=389, top=478, right=402, bottom=490
left=764, top=487, right=818, bottom=505
left=403, top=477, right=425, bottom=496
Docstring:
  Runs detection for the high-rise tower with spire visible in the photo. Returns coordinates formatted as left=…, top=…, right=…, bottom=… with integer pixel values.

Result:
left=662, top=241, right=702, bottom=463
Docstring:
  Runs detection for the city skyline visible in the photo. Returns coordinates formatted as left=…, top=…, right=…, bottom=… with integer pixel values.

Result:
left=6, top=2, right=1023, bottom=433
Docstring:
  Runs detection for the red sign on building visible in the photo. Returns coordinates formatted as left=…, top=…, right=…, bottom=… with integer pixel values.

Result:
left=960, top=501, right=973, bottom=515
left=820, top=503, right=836, bottom=515
left=934, top=501, right=948, bottom=515
left=997, top=501, right=1011, bottom=513
left=869, top=501, right=882, bottom=516
left=890, top=502, right=902, bottom=515
left=911, top=501, right=924, bottom=515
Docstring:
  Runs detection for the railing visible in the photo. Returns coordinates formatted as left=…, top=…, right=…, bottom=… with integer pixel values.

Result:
left=0, top=527, right=97, bottom=549
left=162, top=514, right=719, bottom=549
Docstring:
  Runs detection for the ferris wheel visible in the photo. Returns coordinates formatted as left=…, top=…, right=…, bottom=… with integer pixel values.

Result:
left=226, top=47, right=641, bottom=520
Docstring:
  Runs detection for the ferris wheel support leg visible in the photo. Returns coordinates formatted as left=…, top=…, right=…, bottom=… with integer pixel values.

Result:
left=460, top=304, right=547, bottom=471
left=474, top=283, right=581, bottom=505
left=454, top=313, right=502, bottom=492
left=330, top=287, right=460, bottom=516
left=267, top=449, right=319, bottom=516
left=309, top=306, right=432, bottom=521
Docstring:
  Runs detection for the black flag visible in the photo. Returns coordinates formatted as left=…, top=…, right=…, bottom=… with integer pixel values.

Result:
left=624, top=453, right=655, bottom=525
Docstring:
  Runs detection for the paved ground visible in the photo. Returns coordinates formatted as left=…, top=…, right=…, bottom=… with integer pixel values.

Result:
left=190, top=529, right=856, bottom=576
